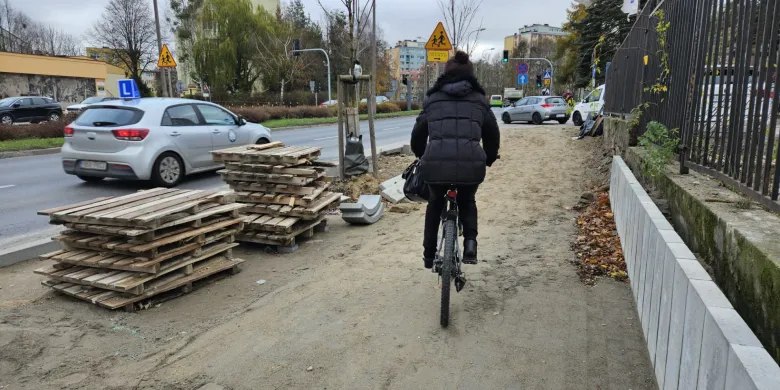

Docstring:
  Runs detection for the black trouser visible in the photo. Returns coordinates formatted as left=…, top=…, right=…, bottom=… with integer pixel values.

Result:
left=423, top=184, right=479, bottom=258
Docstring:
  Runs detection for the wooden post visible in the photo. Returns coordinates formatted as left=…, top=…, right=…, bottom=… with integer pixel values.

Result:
left=337, top=80, right=345, bottom=180
left=368, top=75, right=378, bottom=178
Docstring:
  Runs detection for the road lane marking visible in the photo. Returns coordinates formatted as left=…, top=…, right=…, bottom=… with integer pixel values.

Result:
left=0, top=185, right=15, bottom=189
left=314, top=136, right=338, bottom=141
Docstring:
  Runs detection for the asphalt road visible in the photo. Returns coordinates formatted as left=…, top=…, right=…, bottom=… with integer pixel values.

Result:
left=0, top=115, right=421, bottom=242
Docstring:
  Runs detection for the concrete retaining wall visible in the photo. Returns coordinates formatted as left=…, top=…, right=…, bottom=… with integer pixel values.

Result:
left=603, top=117, right=637, bottom=157
left=609, top=156, right=780, bottom=389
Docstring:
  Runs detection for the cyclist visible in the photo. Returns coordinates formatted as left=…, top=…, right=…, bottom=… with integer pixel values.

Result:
left=410, top=50, right=500, bottom=269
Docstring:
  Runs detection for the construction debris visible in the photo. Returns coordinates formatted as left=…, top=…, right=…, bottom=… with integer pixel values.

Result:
left=35, top=188, right=246, bottom=311
left=340, top=195, right=384, bottom=225
left=212, top=142, right=341, bottom=252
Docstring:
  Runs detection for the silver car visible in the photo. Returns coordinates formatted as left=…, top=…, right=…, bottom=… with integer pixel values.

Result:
left=65, top=96, right=121, bottom=115
left=501, top=96, right=570, bottom=125
left=61, top=98, right=272, bottom=187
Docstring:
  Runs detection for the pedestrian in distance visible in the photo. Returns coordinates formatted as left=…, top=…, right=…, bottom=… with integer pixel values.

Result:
left=410, top=50, right=501, bottom=269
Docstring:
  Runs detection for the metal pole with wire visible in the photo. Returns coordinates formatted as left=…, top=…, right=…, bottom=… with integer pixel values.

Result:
left=291, top=48, right=332, bottom=103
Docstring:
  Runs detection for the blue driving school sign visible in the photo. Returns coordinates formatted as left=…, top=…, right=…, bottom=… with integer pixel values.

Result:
left=517, top=74, right=528, bottom=85
left=118, top=79, right=141, bottom=99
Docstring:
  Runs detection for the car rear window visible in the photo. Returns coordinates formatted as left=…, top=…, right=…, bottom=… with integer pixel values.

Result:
left=546, top=97, right=565, bottom=104
left=491, top=95, right=502, bottom=100
left=74, top=107, right=144, bottom=127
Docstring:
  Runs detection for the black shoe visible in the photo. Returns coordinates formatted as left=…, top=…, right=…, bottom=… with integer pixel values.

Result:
left=423, top=256, right=434, bottom=269
left=463, top=240, right=477, bottom=264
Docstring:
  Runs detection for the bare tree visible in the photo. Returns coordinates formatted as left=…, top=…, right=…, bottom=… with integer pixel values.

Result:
left=89, top=0, right=157, bottom=93
left=437, top=0, right=483, bottom=53
left=0, top=0, right=80, bottom=55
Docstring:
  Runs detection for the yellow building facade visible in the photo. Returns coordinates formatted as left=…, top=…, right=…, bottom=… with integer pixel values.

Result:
left=0, top=52, right=126, bottom=103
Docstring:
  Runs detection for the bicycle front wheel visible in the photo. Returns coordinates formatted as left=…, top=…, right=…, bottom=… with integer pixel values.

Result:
left=440, top=219, right=456, bottom=327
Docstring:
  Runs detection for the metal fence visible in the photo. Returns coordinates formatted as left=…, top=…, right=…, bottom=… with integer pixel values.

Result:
left=605, top=0, right=780, bottom=212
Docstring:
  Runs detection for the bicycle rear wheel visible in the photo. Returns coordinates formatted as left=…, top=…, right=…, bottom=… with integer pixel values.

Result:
left=440, top=219, right=456, bottom=327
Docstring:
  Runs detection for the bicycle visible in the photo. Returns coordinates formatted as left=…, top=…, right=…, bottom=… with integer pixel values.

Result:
left=434, top=157, right=498, bottom=328
left=433, top=186, right=466, bottom=328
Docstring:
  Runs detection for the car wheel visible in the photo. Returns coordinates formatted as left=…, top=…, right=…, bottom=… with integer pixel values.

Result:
left=558, top=118, right=569, bottom=125
left=152, top=152, right=184, bottom=187
left=0, top=114, right=12, bottom=125
left=532, top=112, right=543, bottom=125
left=48, top=112, right=61, bottom=122
left=502, top=113, right=512, bottom=124
left=573, top=111, right=583, bottom=127
left=77, top=175, right=105, bottom=183
left=256, top=138, right=270, bottom=145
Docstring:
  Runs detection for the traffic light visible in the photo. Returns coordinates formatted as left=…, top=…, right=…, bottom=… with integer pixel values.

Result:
left=502, top=50, right=509, bottom=63
left=292, top=39, right=301, bottom=56
left=536, top=75, right=542, bottom=88
left=402, top=74, right=408, bottom=86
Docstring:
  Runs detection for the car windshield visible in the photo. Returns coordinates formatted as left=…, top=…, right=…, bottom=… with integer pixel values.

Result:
left=74, top=107, right=144, bottom=127
left=0, top=98, right=18, bottom=107
left=80, top=97, right=104, bottom=104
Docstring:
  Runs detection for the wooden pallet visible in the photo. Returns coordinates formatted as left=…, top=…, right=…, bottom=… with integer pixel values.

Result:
left=242, top=192, right=341, bottom=220
left=234, top=189, right=335, bottom=208
left=54, top=218, right=243, bottom=260
left=35, top=241, right=237, bottom=295
left=42, top=255, right=244, bottom=311
left=62, top=203, right=246, bottom=241
left=238, top=216, right=327, bottom=247
left=228, top=180, right=330, bottom=196
left=212, top=144, right=322, bottom=165
left=41, top=231, right=237, bottom=274
left=39, top=189, right=235, bottom=228
left=218, top=169, right=326, bottom=186
left=223, top=162, right=326, bottom=177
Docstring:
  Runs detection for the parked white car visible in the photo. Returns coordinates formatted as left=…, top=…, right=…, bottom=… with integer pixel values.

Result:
left=360, top=96, right=390, bottom=104
left=65, top=96, right=121, bottom=115
left=61, top=98, right=272, bottom=187
left=572, top=85, right=605, bottom=126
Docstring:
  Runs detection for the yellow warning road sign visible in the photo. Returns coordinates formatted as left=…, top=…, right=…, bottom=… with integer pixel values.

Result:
left=157, top=44, right=177, bottom=68
left=425, top=22, right=453, bottom=51
left=427, top=50, right=450, bottom=63
left=544, top=78, right=551, bottom=86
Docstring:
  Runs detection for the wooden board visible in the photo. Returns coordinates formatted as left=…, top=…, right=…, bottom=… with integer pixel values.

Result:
left=211, top=144, right=321, bottom=164
left=228, top=180, right=330, bottom=196
left=42, top=231, right=236, bottom=274
left=42, top=256, right=244, bottom=310
left=42, top=189, right=235, bottom=228
left=218, top=169, right=325, bottom=186
left=63, top=203, right=246, bottom=240
left=54, top=218, right=243, bottom=260
left=35, top=241, right=237, bottom=294
left=244, top=214, right=300, bottom=234
left=238, top=216, right=326, bottom=246
left=223, top=163, right=325, bottom=177
left=243, top=192, right=341, bottom=220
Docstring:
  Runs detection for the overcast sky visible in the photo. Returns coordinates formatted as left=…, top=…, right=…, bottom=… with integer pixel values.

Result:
left=14, top=0, right=573, bottom=59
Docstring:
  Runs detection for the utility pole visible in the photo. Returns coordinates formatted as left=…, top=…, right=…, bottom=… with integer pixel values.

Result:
left=369, top=0, right=378, bottom=177
left=152, top=0, right=170, bottom=97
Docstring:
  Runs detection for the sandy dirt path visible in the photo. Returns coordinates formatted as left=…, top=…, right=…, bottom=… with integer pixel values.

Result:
left=0, top=124, right=656, bottom=390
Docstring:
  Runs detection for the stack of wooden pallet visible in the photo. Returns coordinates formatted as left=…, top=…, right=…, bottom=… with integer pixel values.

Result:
left=34, top=188, right=246, bottom=311
left=212, top=142, right=341, bottom=251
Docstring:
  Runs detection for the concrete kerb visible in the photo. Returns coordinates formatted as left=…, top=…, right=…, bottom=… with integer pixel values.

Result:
left=0, top=147, right=61, bottom=159
left=0, top=225, right=64, bottom=268
left=609, top=156, right=780, bottom=389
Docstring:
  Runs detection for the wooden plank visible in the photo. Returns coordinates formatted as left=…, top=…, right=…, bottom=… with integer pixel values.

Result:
left=245, top=141, right=284, bottom=151
left=132, top=191, right=235, bottom=226
left=238, top=216, right=326, bottom=246
left=128, top=218, right=242, bottom=253
left=98, top=190, right=212, bottom=220
left=37, top=197, right=112, bottom=216
left=48, top=188, right=171, bottom=218
left=73, top=189, right=187, bottom=218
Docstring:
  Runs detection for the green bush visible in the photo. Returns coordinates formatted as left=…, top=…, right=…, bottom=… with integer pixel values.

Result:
left=391, top=101, right=421, bottom=111
left=228, top=105, right=332, bottom=123
left=358, top=102, right=402, bottom=114
left=0, top=113, right=77, bottom=141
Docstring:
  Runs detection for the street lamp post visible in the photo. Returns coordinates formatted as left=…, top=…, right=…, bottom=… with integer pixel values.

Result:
left=464, top=28, right=486, bottom=54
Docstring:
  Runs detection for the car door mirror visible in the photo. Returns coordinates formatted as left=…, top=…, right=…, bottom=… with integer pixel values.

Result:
left=236, top=116, right=247, bottom=126
left=11, top=103, right=20, bottom=108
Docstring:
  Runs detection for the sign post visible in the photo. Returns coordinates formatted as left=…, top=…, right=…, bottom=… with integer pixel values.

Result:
left=157, top=44, right=177, bottom=97
left=425, top=22, right=453, bottom=64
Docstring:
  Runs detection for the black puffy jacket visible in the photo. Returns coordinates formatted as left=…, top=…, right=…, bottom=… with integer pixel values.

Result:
left=410, top=73, right=500, bottom=185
